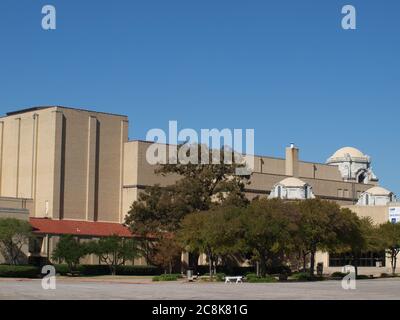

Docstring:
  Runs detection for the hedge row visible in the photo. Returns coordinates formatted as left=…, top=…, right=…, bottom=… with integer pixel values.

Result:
left=0, top=265, right=40, bottom=278
left=245, top=273, right=278, bottom=283
left=53, top=264, right=162, bottom=276
left=152, top=274, right=183, bottom=282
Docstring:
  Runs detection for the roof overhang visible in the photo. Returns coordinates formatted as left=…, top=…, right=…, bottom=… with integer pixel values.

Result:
left=29, top=218, right=134, bottom=238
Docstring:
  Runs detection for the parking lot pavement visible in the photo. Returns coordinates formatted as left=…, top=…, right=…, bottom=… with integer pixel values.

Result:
left=0, top=278, right=400, bottom=300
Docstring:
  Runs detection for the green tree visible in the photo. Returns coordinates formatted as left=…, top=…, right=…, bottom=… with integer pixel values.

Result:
left=52, top=235, right=88, bottom=273
left=378, top=222, right=400, bottom=275
left=125, top=144, right=249, bottom=267
left=0, top=218, right=32, bottom=265
left=90, top=235, right=140, bottom=275
left=178, top=206, right=243, bottom=278
left=334, top=212, right=378, bottom=276
left=125, top=185, right=186, bottom=264
left=297, top=199, right=351, bottom=278
left=152, top=236, right=182, bottom=274
left=156, top=144, right=250, bottom=213
left=240, top=198, right=298, bottom=277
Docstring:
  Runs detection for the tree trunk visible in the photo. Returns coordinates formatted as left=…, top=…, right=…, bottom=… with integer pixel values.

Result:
left=302, top=251, right=307, bottom=272
left=190, top=252, right=200, bottom=272
left=354, top=255, right=359, bottom=278
left=309, top=250, right=316, bottom=278
left=209, top=255, right=213, bottom=279
left=259, top=254, right=267, bottom=278
left=113, top=252, right=117, bottom=276
left=391, top=251, right=397, bottom=276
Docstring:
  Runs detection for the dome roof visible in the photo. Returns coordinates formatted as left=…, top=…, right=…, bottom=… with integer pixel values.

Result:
left=278, top=177, right=307, bottom=188
left=331, top=147, right=366, bottom=159
left=364, top=186, right=392, bottom=196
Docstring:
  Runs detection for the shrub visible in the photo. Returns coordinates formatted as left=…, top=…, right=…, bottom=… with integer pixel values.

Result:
left=215, top=273, right=226, bottom=282
left=152, top=274, right=182, bottom=282
left=266, top=265, right=292, bottom=276
left=54, top=264, right=73, bottom=275
left=290, top=272, right=324, bottom=281
left=116, top=265, right=161, bottom=276
left=0, top=265, right=40, bottom=278
left=195, top=266, right=255, bottom=276
left=81, top=265, right=111, bottom=276
left=357, top=275, right=372, bottom=280
left=379, top=273, right=398, bottom=278
left=279, top=273, right=288, bottom=281
left=291, top=272, right=309, bottom=281
left=53, top=264, right=161, bottom=276
left=245, top=273, right=277, bottom=283
left=331, top=272, right=348, bottom=278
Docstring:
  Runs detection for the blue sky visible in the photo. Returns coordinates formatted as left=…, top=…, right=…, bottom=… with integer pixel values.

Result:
left=0, top=1, right=399, bottom=194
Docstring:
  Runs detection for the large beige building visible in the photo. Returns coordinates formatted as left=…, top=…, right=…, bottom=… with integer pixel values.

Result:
left=0, top=106, right=397, bottom=274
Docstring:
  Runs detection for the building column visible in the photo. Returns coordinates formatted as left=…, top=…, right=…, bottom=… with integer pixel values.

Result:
left=85, top=116, right=98, bottom=221
left=52, top=110, right=65, bottom=220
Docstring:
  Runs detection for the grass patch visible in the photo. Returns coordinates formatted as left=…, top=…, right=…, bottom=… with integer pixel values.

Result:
left=152, top=274, right=182, bottom=282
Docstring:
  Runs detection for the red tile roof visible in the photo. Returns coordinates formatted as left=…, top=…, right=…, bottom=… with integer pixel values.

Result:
left=29, top=218, right=133, bottom=238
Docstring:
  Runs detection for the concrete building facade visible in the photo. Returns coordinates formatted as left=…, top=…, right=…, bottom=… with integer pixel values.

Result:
left=0, top=106, right=397, bottom=274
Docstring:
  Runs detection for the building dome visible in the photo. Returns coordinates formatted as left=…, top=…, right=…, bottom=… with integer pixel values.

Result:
left=279, top=177, right=307, bottom=188
left=269, top=177, right=315, bottom=200
left=330, top=147, right=366, bottom=160
left=364, top=186, right=392, bottom=196
left=326, top=146, right=377, bottom=183
left=357, top=186, right=396, bottom=206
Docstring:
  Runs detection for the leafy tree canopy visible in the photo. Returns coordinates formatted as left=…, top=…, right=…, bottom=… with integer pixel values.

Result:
left=52, top=235, right=88, bottom=272
left=0, top=218, right=32, bottom=265
left=89, top=235, right=140, bottom=275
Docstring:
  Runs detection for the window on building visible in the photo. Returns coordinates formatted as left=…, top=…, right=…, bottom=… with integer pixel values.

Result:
left=304, top=186, right=308, bottom=199
left=365, top=194, right=369, bottom=205
left=329, top=251, right=386, bottom=267
left=344, top=189, right=349, bottom=198
left=358, top=172, right=366, bottom=184
left=338, top=189, right=343, bottom=198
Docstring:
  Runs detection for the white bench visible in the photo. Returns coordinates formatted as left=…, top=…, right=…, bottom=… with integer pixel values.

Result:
left=225, top=276, right=243, bottom=283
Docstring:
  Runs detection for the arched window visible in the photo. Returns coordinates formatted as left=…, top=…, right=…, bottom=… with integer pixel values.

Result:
left=358, top=172, right=366, bottom=184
